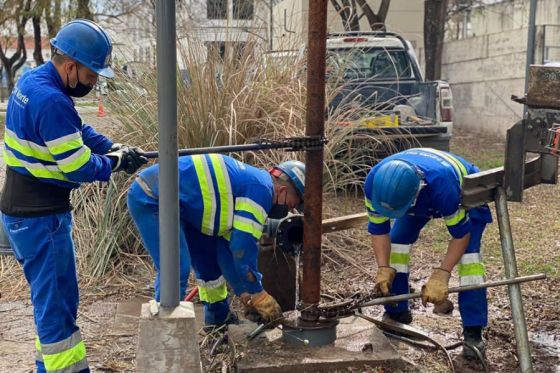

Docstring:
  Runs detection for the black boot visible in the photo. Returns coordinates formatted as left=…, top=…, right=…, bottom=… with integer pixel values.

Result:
left=463, top=326, right=486, bottom=359
left=382, top=309, right=413, bottom=324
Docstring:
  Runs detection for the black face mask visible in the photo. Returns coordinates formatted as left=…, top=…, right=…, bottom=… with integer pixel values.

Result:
left=268, top=204, right=290, bottom=220
left=66, top=65, right=93, bottom=97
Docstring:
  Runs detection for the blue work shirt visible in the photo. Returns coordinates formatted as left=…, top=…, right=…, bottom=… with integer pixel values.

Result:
left=4, top=61, right=113, bottom=189
left=365, top=148, right=491, bottom=239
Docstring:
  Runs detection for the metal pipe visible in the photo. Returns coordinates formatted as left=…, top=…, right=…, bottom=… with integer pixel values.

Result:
left=524, top=0, right=537, bottom=117
left=300, top=0, right=327, bottom=321
left=495, top=187, right=534, bottom=373
left=156, top=0, right=180, bottom=308
left=141, top=141, right=311, bottom=159
left=359, top=273, right=546, bottom=308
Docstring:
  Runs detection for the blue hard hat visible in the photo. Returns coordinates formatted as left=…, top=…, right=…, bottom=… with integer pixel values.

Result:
left=274, top=160, right=305, bottom=200
left=371, top=159, right=422, bottom=218
left=50, top=19, right=114, bottom=78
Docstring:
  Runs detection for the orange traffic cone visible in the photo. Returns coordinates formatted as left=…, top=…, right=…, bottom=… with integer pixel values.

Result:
left=96, top=95, right=106, bottom=118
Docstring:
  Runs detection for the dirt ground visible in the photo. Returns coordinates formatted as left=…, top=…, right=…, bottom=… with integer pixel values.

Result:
left=0, top=125, right=559, bottom=372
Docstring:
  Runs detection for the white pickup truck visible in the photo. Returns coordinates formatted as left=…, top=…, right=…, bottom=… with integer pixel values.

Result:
left=326, top=31, right=454, bottom=152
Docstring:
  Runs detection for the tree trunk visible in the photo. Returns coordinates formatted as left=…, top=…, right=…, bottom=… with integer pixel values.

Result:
left=424, top=0, right=448, bottom=80
left=354, top=0, right=390, bottom=31
left=0, top=0, right=32, bottom=90
left=32, top=5, right=44, bottom=66
left=45, top=0, right=62, bottom=38
left=76, top=0, right=93, bottom=20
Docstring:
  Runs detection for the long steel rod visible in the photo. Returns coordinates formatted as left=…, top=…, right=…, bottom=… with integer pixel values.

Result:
left=156, top=0, right=180, bottom=308
left=495, top=187, right=534, bottom=372
left=359, top=273, right=546, bottom=308
left=300, top=0, right=327, bottom=321
left=141, top=142, right=308, bottom=159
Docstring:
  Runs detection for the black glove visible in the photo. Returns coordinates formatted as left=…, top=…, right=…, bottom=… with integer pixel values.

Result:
left=106, top=147, right=148, bottom=174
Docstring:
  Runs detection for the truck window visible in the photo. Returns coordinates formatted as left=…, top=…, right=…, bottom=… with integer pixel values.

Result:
left=327, top=48, right=414, bottom=80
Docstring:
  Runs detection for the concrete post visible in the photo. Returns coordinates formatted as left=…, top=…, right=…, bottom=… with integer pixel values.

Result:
left=136, top=302, right=202, bottom=373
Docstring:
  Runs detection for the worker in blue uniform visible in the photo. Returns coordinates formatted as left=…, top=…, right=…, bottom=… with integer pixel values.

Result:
left=0, top=20, right=146, bottom=373
left=364, top=148, right=492, bottom=358
left=127, top=155, right=305, bottom=327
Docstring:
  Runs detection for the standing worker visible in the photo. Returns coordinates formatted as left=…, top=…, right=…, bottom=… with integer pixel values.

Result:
left=1, top=20, right=146, bottom=373
left=127, top=154, right=305, bottom=327
left=364, top=148, right=492, bottom=358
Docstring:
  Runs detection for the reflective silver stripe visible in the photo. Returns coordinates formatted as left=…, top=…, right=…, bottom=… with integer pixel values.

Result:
left=40, top=330, right=83, bottom=355
left=460, top=252, right=482, bottom=264
left=50, top=358, right=89, bottom=373
left=196, top=275, right=226, bottom=289
left=136, top=177, right=156, bottom=199
left=44, top=131, right=81, bottom=148
left=460, top=275, right=485, bottom=286
left=5, top=149, right=60, bottom=171
left=5, top=128, right=50, bottom=153
left=390, top=243, right=411, bottom=254
left=35, top=349, right=43, bottom=362
left=390, top=263, right=409, bottom=273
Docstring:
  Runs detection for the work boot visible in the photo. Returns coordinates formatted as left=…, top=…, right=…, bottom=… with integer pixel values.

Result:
left=462, top=326, right=486, bottom=360
left=382, top=310, right=413, bottom=325
left=203, top=312, right=239, bottom=333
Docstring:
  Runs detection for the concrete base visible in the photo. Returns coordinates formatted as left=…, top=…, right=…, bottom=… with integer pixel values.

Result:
left=136, top=301, right=202, bottom=373
left=230, top=316, right=413, bottom=372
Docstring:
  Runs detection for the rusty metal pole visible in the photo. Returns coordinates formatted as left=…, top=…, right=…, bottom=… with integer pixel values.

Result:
left=300, top=0, right=328, bottom=321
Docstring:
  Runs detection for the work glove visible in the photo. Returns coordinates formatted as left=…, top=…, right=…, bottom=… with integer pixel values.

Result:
left=421, top=268, right=451, bottom=307
left=108, top=143, right=125, bottom=152
left=374, top=266, right=396, bottom=297
left=106, top=147, right=148, bottom=174
left=241, top=291, right=283, bottom=324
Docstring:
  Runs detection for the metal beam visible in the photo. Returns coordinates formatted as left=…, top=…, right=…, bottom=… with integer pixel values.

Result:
left=300, top=0, right=327, bottom=321
left=156, top=0, right=179, bottom=308
left=495, top=187, right=534, bottom=373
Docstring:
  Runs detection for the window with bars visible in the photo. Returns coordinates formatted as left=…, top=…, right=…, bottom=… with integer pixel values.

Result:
left=207, top=0, right=227, bottom=19
left=233, top=0, right=253, bottom=20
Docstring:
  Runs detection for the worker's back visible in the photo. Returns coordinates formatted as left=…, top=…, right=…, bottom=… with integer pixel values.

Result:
left=138, top=154, right=274, bottom=236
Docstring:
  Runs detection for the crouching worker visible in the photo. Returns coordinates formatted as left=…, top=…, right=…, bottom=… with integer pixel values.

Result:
left=127, top=154, right=305, bottom=328
left=364, top=148, right=492, bottom=358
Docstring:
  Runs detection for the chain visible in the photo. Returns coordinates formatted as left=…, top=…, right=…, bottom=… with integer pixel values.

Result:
left=297, top=291, right=380, bottom=320
left=255, top=135, right=328, bottom=151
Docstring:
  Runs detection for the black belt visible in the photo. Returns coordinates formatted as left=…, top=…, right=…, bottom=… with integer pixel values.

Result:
left=0, top=168, right=72, bottom=217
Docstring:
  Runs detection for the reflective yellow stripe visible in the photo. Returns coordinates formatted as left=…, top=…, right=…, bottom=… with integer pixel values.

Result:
left=418, top=148, right=467, bottom=184
left=42, top=341, right=86, bottom=371
left=458, top=262, right=485, bottom=277
left=390, top=252, right=410, bottom=265
left=364, top=197, right=373, bottom=210
left=4, top=131, right=54, bottom=162
left=198, top=282, right=227, bottom=303
left=209, top=154, right=233, bottom=236
left=57, top=147, right=91, bottom=173
left=444, top=208, right=467, bottom=226
left=368, top=213, right=389, bottom=224
left=193, top=155, right=215, bottom=235
left=233, top=215, right=263, bottom=240
left=46, top=132, right=84, bottom=155
left=4, top=150, right=68, bottom=181
left=37, top=331, right=87, bottom=372
left=235, top=197, right=267, bottom=224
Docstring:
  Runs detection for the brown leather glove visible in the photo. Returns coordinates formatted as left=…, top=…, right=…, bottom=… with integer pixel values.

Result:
left=242, top=291, right=283, bottom=324
left=421, top=268, right=451, bottom=306
left=374, top=266, right=396, bottom=297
